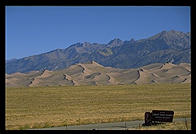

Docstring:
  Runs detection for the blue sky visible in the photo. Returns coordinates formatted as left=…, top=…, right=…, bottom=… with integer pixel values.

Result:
left=6, top=6, right=190, bottom=60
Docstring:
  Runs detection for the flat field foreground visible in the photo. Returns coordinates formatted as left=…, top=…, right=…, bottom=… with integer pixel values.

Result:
left=6, top=83, right=191, bottom=130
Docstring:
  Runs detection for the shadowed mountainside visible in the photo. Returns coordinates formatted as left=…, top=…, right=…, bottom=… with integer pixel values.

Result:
left=6, top=61, right=191, bottom=87
left=6, top=30, right=190, bottom=74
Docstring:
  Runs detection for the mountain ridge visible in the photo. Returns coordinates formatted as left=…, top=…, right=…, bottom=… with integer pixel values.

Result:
left=6, top=30, right=190, bottom=74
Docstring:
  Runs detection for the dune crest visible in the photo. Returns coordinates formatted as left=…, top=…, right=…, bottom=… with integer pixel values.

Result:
left=11, top=72, right=25, bottom=76
left=6, top=62, right=191, bottom=87
left=179, top=63, right=191, bottom=72
left=160, top=62, right=176, bottom=70
left=63, top=74, right=79, bottom=86
left=91, top=61, right=104, bottom=67
left=40, top=70, right=52, bottom=78
left=106, top=74, right=119, bottom=85
left=78, top=64, right=92, bottom=75
left=135, top=70, right=152, bottom=84
left=29, top=70, right=52, bottom=86
left=29, top=77, right=40, bottom=87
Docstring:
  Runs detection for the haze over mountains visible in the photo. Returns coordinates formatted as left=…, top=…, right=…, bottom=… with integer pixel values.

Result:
left=6, top=61, right=191, bottom=87
left=6, top=30, right=190, bottom=74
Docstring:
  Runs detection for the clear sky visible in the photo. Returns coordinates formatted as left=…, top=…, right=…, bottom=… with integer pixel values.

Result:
left=6, top=6, right=190, bottom=60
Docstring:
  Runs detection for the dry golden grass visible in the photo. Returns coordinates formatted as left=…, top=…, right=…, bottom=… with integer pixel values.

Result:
left=6, top=83, right=191, bottom=130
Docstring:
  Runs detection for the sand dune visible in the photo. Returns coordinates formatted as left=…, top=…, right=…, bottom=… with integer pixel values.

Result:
left=78, top=64, right=92, bottom=75
left=170, top=75, right=185, bottom=83
left=151, top=73, right=160, bottom=78
left=6, top=78, right=18, bottom=86
left=91, top=61, right=104, bottom=67
left=63, top=74, right=72, bottom=81
left=142, top=63, right=163, bottom=70
left=166, top=67, right=190, bottom=76
left=135, top=69, right=158, bottom=84
left=160, top=63, right=176, bottom=70
left=10, top=72, right=26, bottom=77
left=29, top=77, right=40, bottom=87
left=180, top=75, right=191, bottom=83
left=6, top=62, right=191, bottom=87
left=179, top=63, right=191, bottom=72
left=63, top=74, right=79, bottom=86
left=182, top=78, right=191, bottom=83
left=105, top=74, right=119, bottom=85
left=40, top=70, right=52, bottom=78
left=78, top=61, right=104, bottom=74
left=29, top=70, right=52, bottom=87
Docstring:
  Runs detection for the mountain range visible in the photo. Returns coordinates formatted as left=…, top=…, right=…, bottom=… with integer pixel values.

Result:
left=6, top=61, right=191, bottom=87
left=6, top=30, right=190, bottom=74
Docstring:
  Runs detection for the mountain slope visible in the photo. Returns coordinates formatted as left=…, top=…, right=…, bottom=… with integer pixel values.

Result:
left=6, top=61, right=191, bottom=87
left=6, top=30, right=190, bottom=74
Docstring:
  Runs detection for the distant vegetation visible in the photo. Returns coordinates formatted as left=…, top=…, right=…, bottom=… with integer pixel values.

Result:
left=6, top=83, right=191, bottom=130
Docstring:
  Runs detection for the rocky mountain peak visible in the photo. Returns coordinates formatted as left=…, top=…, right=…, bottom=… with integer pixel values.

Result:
left=6, top=30, right=190, bottom=74
left=82, top=42, right=91, bottom=47
left=150, top=30, right=188, bottom=40
left=107, top=38, right=124, bottom=47
left=148, top=30, right=190, bottom=49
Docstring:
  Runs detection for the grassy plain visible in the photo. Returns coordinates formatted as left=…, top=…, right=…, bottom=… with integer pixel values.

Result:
left=6, top=83, right=191, bottom=130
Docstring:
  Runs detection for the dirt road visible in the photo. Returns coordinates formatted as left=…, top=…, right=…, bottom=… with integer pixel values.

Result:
left=28, top=118, right=190, bottom=130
